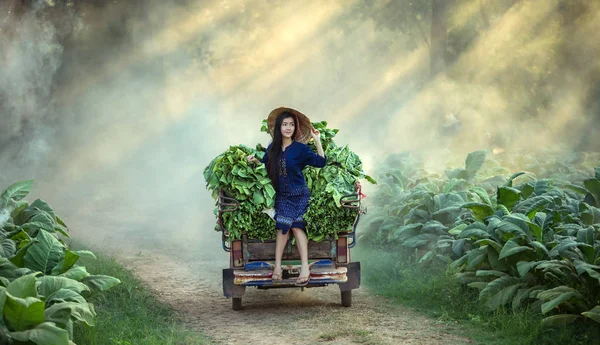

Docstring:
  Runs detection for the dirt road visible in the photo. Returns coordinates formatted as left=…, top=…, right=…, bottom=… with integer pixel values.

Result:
left=118, top=248, right=473, bottom=345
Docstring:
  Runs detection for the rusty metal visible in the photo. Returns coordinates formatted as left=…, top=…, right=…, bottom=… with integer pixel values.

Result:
left=218, top=191, right=239, bottom=212
left=217, top=190, right=239, bottom=252
left=340, top=182, right=362, bottom=209
left=338, top=262, right=361, bottom=291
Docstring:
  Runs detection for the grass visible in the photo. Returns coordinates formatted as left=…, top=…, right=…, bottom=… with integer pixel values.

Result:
left=72, top=249, right=213, bottom=345
left=319, top=329, right=378, bottom=344
left=353, top=246, right=600, bottom=345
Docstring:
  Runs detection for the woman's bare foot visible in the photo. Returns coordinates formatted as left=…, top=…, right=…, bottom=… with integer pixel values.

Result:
left=295, top=266, right=310, bottom=286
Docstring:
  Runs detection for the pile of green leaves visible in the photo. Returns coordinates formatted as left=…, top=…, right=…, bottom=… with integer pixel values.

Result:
left=363, top=149, right=600, bottom=329
left=204, top=144, right=276, bottom=240
left=204, top=121, right=375, bottom=241
left=0, top=180, right=121, bottom=345
left=304, top=145, right=376, bottom=241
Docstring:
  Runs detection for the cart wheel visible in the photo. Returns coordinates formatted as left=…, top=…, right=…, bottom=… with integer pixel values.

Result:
left=232, top=297, right=243, bottom=310
left=341, top=290, right=352, bottom=307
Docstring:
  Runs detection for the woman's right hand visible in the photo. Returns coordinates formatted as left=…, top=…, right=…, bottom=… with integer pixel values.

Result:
left=246, top=155, right=259, bottom=164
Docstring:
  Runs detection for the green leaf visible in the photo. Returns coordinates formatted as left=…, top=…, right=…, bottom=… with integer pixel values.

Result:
left=486, top=281, right=527, bottom=310
left=431, top=206, right=463, bottom=225
left=537, top=286, right=585, bottom=314
left=533, top=179, right=551, bottom=196
left=9, top=322, right=70, bottom=345
left=0, top=238, right=16, bottom=258
left=82, top=275, right=121, bottom=295
left=479, top=276, right=522, bottom=301
left=474, top=239, right=503, bottom=253
left=365, top=175, right=377, bottom=184
left=499, top=240, right=535, bottom=260
left=10, top=200, right=29, bottom=220
left=467, top=249, right=488, bottom=269
left=513, top=285, right=544, bottom=310
left=50, top=250, right=95, bottom=277
left=540, top=314, right=580, bottom=328
left=581, top=205, right=600, bottom=226
left=70, top=250, right=96, bottom=260
left=582, top=305, right=600, bottom=324
left=3, top=292, right=45, bottom=332
left=252, top=190, right=265, bottom=205
left=517, top=261, right=540, bottom=277
left=422, top=221, right=448, bottom=235
left=402, top=233, right=439, bottom=248
left=512, top=196, right=553, bottom=219
left=389, top=223, right=422, bottom=243
left=51, top=250, right=81, bottom=276
left=549, top=240, right=581, bottom=259
left=470, top=187, right=491, bottom=205
left=577, top=227, right=596, bottom=246
left=459, top=225, right=491, bottom=240
left=448, top=223, right=468, bottom=235
left=45, top=300, right=96, bottom=327
left=506, top=172, right=527, bottom=187
left=530, top=241, right=549, bottom=258
left=584, top=178, right=600, bottom=207
left=462, top=202, right=494, bottom=221
left=0, top=180, right=34, bottom=207
left=55, top=216, right=67, bottom=228
left=10, top=241, right=33, bottom=267
left=467, top=282, right=489, bottom=290
left=22, top=200, right=56, bottom=222
left=23, top=230, right=65, bottom=274
left=565, top=183, right=589, bottom=195
left=59, top=266, right=90, bottom=281
left=497, top=186, right=521, bottom=210
left=0, top=258, right=19, bottom=280
left=443, top=178, right=468, bottom=193
left=54, top=224, right=70, bottom=238
left=465, top=150, right=486, bottom=175
left=38, top=276, right=90, bottom=298
left=7, top=273, right=39, bottom=299
left=521, top=183, right=535, bottom=199
left=445, top=168, right=468, bottom=180
left=496, top=221, right=528, bottom=240
left=475, top=270, right=508, bottom=278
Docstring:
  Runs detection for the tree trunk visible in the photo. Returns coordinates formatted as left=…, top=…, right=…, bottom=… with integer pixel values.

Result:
left=430, top=0, right=452, bottom=78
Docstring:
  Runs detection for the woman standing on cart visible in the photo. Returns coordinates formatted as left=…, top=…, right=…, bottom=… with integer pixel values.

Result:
left=247, top=107, right=326, bottom=286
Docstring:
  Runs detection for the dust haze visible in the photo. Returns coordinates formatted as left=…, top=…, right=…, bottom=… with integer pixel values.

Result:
left=1, top=0, right=599, bottom=256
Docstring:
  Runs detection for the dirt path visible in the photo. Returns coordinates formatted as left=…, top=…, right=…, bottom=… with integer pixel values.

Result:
left=118, top=249, right=473, bottom=345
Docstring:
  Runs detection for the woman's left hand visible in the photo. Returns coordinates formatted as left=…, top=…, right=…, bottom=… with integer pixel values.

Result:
left=310, top=127, right=321, bottom=141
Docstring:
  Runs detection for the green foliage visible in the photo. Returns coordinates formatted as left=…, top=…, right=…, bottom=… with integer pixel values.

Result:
left=203, top=144, right=276, bottom=240
left=0, top=180, right=120, bottom=345
left=204, top=121, right=375, bottom=241
left=363, top=149, right=600, bottom=332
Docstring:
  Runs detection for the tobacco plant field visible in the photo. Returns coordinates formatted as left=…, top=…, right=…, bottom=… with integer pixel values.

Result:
left=0, top=180, right=120, bottom=345
left=361, top=149, right=600, bottom=329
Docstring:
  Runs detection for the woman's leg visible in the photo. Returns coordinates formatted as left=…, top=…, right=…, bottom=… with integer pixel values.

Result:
left=291, top=227, right=310, bottom=284
left=273, top=230, right=290, bottom=280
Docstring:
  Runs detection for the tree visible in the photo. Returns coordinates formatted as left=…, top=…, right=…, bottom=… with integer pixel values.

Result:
left=430, top=0, right=454, bottom=77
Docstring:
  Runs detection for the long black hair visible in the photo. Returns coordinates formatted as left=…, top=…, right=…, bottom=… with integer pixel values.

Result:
left=267, top=112, right=297, bottom=190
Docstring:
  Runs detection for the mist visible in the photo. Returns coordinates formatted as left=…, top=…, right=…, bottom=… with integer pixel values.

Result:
left=1, top=0, right=599, bottom=255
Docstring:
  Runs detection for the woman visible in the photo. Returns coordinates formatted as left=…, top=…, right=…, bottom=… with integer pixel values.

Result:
left=247, top=107, right=326, bottom=286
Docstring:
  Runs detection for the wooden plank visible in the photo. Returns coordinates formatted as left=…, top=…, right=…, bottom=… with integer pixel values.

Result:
left=246, top=240, right=334, bottom=261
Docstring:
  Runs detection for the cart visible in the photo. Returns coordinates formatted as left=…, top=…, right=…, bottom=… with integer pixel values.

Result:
left=218, top=183, right=365, bottom=310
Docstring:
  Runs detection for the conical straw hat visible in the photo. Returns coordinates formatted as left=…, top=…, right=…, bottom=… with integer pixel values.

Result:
left=267, top=107, right=312, bottom=144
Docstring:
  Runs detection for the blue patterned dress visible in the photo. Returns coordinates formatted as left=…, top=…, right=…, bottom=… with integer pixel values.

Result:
left=262, top=141, right=326, bottom=234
